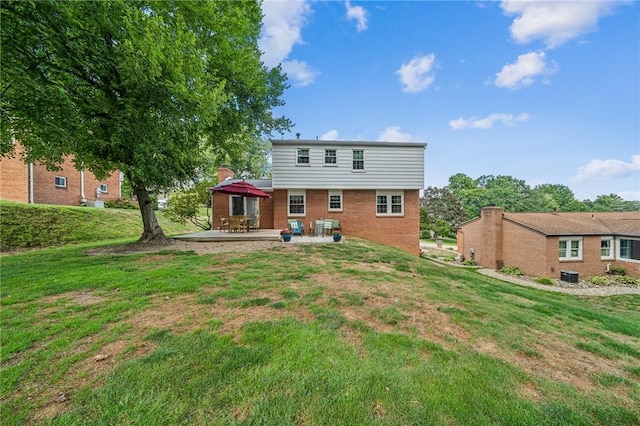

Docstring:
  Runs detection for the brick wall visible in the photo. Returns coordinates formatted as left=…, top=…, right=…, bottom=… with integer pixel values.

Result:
left=0, top=149, right=30, bottom=202
left=457, top=207, right=506, bottom=268
left=502, top=220, right=547, bottom=276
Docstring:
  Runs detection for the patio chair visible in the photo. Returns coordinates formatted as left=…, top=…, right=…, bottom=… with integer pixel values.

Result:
left=219, top=216, right=230, bottom=232
left=287, top=219, right=304, bottom=236
left=323, top=219, right=333, bottom=236
left=331, top=219, right=341, bottom=232
left=229, top=216, right=244, bottom=233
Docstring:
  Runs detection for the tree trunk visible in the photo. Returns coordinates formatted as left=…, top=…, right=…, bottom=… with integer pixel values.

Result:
left=134, top=186, right=168, bottom=243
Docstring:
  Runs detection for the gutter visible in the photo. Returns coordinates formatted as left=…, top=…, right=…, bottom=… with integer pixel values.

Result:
left=29, top=162, right=34, bottom=203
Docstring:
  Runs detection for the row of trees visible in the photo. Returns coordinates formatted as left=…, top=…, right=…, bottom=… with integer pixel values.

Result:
left=1, top=1, right=290, bottom=242
left=421, top=173, right=640, bottom=239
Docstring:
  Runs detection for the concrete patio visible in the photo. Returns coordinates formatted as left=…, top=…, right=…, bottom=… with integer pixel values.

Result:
left=173, top=229, right=337, bottom=244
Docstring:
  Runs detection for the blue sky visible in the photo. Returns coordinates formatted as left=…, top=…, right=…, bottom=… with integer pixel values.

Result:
left=258, top=1, right=640, bottom=202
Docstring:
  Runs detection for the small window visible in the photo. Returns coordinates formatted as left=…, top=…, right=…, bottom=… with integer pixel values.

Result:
left=99, top=184, right=109, bottom=193
left=288, top=190, right=306, bottom=216
left=376, top=191, right=404, bottom=216
left=328, top=190, right=342, bottom=211
left=54, top=176, right=67, bottom=188
left=601, top=237, right=613, bottom=259
left=324, top=149, right=337, bottom=165
left=352, top=149, right=364, bottom=171
left=559, top=237, right=582, bottom=261
left=297, top=148, right=310, bottom=165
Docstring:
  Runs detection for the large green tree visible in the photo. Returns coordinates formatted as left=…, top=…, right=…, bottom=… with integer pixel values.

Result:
left=1, top=0, right=290, bottom=242
left=420, top=186, right=468, bottom=238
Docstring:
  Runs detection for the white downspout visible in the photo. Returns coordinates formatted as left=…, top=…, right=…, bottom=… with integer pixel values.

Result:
left=29, top=162, right=34, bottom=203
left=80, top=169, right=86, bottom=205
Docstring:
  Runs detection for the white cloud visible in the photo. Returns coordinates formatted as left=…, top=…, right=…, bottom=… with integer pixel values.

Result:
left=501, top=1, right=621, bottom=49
left=617, top=190, right=640, bottom=202
left=259, top=1, right=318, bottom=86
left=377, top=126, right=421, bottom=142
left=495, top=51, right=557, bottom=90
left=571, top=154, right=640, bottom=183
left=396, top=54, right=437, bottom=93
left=449, top=113, right=530, bottom=130
left=319, top=129, right=339, bottom=140
left=281, top=59, right=319, bottom=87
left=346, top=1, right=368, bottom=32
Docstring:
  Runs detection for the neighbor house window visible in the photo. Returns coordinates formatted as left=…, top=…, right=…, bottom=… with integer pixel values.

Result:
left=100, top=184, right=109, bottom=193
left=288, top=190, right=306, bottom=216
left=619, top=238, right=640, bottom=262
left=324, top=149, right=337, bottom=165
left=352, top=149, right=364, bottom=171
left=601, top=237, right=613, bottom=259
left=328, top=190, right=343, bottom=211
left=559, top=237, right=582, bottom=261
left=376, top=191, right=403, bottom=216
left=296, top=148, right=310, bottom=165
left=54, top=176, right=67, bottom=188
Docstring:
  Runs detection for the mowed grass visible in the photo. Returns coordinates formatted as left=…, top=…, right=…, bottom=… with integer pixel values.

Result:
left=1, top=239, right=639, bottom=425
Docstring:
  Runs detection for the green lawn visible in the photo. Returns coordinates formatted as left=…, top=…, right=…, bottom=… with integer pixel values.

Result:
left=2, top=237, right=639, bottom=425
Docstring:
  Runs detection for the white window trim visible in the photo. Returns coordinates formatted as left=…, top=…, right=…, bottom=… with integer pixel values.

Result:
left=100, top=183, right=109, bottom=193
left=376, top=190, right=404, bottom=216
left=324, top=148, right=338, bottom=166
left=617, top=237, right=640, bottom=263
left=54, top=176, right=67, bottom=188
left=559, top=237, right=583, bottom=261
left=296, top=147, right=310, bottom=166
left=352, top=149, right=365, bottom=172
left=287, top=189, right=306, bottom=217
left=328, top=190, right=343, bottom=212
left=601, top=236, right=614, bottom=260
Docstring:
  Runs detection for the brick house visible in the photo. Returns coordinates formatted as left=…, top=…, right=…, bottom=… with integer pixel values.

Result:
left=1, top=142, right=121, bottom=206
left=457, top=207, right=640, bottom=278
left=211, top=138, right=427, bottom=255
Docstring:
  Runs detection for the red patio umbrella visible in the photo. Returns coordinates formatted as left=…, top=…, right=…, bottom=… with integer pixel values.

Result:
left=209, top=180, right=271, bottom=198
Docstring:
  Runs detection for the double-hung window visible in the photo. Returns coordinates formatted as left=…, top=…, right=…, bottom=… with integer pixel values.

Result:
left=100, top=184, right=109, bottom=193
left=601, top=237, right=614, bottom=259
left=324, top=149, right=337, bottom=165
left=288, top=190, right=306, bottom=216
left=352, top=149, right=364, bottom=171
left=559, top=237, right=582, bottom=261
left=619, top=238, right=640, bottom=262
left=328, top=190, right=343, bottom=211
left=54, top=176, right=67, bottom=188
left=376, top=191, right=403, bottom=216
left=296, top=148, right=310, bottom=165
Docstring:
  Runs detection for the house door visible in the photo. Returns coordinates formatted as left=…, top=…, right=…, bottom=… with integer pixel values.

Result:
left=246, top=198, right=259, bottom=227
left=231, top=196, right=244, bottom=215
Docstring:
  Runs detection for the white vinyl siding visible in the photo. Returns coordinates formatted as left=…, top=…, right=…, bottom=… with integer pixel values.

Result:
left=559, top=237, right=582, bottom=261
left=272, top=141, right=426, bottom=189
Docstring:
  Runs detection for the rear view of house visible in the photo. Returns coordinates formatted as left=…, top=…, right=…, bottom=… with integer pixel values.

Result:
left=211, top=138, right=427, bottom=255
left=457, top=207, right=640, bottom=279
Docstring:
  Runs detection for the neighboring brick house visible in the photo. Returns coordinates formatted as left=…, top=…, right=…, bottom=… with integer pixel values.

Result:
left=211, top=138, right=427, bottom=255
left=457, top=207, right=640, bottom=279
left=1, top=142, right=121, bottom=206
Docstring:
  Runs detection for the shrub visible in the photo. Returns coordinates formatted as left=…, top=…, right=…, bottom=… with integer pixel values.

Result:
left=499, top=266, right=524, bottom=276
left=588, top=276, right=610, bottom=286
left=105, top=197, right=138, bottom=209
left=615, top=275, right=639, bottom=285
left=611, top=266, right=626, bottom=276
left=535, top=277, right=553, bottom=285
left=463, top=259, right=477, bottom=266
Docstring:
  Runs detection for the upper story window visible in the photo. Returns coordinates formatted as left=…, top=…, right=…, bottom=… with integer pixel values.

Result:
left=54, top=176, right=67, bottom=188
left=376, top=191, right=403, bottom=216
left=296, top=148, right=310, bottom=165
left=288, top=190, right=306, bottom=216
left=328, top=190, right=343, bottom=211
left=559, top=237, right=582, bottom=261
left=324, top=149, right=337, bottom=165
left=601, top=237, right=613, bottom=259
left=100, top=184, right=109, bottom=193
left=619, top=238, right=640, bottom=262
left=352, top=149, right=364, bottom=171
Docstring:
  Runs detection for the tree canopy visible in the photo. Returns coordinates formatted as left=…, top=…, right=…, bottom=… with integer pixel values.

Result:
left=1, top=0, right=291, bottom=241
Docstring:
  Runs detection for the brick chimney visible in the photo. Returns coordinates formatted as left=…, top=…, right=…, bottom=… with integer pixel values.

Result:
left=217, top=165, right=234, bottom=184
left=480, top=206, right=505, bottom=269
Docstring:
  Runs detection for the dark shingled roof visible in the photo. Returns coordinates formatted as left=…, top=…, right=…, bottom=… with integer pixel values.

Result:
left=503, top=211, right=640, bottom=237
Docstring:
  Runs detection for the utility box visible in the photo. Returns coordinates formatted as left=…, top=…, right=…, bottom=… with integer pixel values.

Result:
left=560, top=270, right=579, bottom=283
